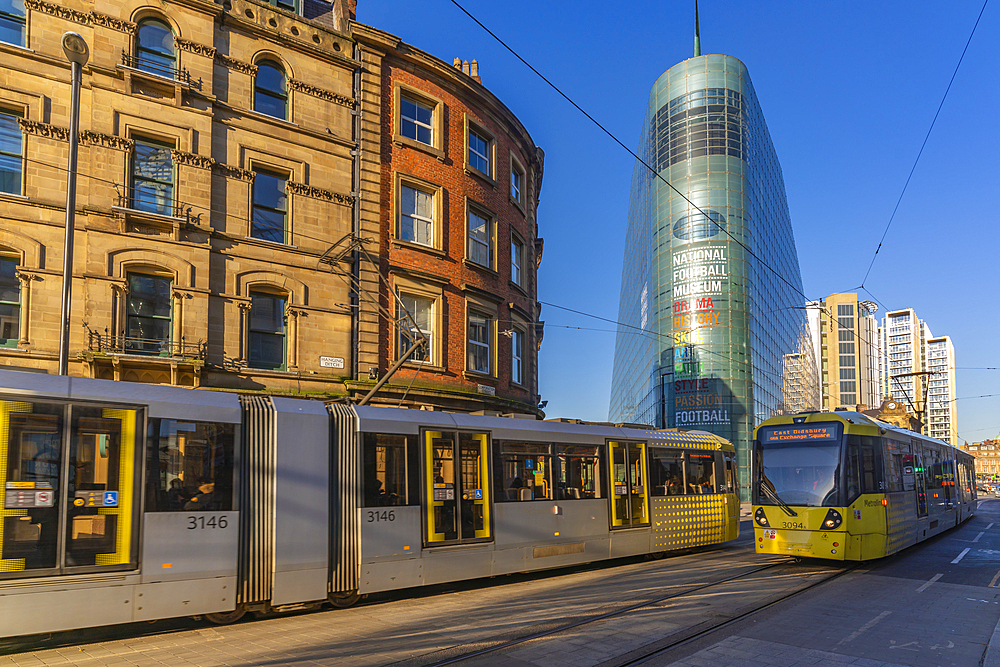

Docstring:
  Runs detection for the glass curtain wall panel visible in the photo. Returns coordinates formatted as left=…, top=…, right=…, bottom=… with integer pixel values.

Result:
left=610, top=54, right=818, bottom=498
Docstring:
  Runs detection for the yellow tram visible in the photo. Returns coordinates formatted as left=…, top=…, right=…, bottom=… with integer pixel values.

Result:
left=752, top=411, right=976, bottom=561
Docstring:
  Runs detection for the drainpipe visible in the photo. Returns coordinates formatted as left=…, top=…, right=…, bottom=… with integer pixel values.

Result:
left=350, top=41, right=362, bottom=381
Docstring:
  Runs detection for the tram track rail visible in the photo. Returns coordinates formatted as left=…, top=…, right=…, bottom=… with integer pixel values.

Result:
left=608, top=561, right=864, bottom=666
left=406, top=556, right=811, bottom=667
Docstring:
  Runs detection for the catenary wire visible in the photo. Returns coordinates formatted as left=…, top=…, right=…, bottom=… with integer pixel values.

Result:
left=860, top=0, right=990, bottom=286
left=444, top=0, right=953, bottom=411
left=8, top=104, right=956, bottom=415
left=12, top=151, right=932, bottom=414
left=448, top=0, right=813, bottom=307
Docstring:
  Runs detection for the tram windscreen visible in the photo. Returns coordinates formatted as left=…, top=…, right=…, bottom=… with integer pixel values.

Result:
left=756, top=424, right=843, bottom=507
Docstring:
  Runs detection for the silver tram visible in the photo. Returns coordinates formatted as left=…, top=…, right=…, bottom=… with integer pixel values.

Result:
left=0, top=370, right=739, bottom=638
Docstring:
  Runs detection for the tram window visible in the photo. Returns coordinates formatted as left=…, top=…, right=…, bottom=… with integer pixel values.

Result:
left=5, top=409, right=62, bottom=490
left=2, top=402, right=63, bottom=571
left=145, top=419, right=235, bottom=512
left=363, top=433, right=417, bottom=507
left=723, top=452, right=738, bottom=494
left=845, top=442, right=862, bottom=505
left=685, top=450, right=716, bottom=494
left=495, top=442, right=551, bottom=501
left=861, top=446, right=878, bottom=493
left=649, top=449, right=684, bottom=496
left=554, top=445, right=602, bottom=500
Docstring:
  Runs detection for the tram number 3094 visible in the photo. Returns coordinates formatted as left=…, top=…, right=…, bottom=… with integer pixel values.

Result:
left=367, top=510, right=396, bottom=522
left=187, top=515, right=229, bottom=530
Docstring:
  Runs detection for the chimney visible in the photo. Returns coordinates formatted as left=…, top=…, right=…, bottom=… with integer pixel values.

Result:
left=454, top=58, right=482, bottom=84
left=332, top=0, right=357, bottom=32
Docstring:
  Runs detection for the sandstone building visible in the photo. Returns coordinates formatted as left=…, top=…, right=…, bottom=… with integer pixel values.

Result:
left=0, top=0, right=543, bottom=415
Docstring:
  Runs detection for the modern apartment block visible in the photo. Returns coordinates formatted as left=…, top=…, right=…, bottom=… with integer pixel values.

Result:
left=882, top=309, right=926, bottom=413
left=880, top=308, right=957, bottom=444
left=807, top=293, right=881, bottom=410
left=608, top=43, right=817, bottom=493
left=925, top=335, right=957, bottom=444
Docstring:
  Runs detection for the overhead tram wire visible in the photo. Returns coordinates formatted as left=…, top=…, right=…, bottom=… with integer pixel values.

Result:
left=448, top=0, right=813, bottom=307
left=18, top=148, right=890, bottom=408
left=448, top=0, right=905, bottom=393
left=860, top=0, right=990, bottom=287
left=542, top=305, right=867, bottom=410
left=447, top=0, right=994, bottom=414
left=11, top=153, right=440, bottom=398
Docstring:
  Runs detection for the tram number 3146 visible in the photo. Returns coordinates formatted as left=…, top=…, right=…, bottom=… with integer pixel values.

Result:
left=367, top=510, right=395, bottom=522
left=187, top=515, right=229, bottom=530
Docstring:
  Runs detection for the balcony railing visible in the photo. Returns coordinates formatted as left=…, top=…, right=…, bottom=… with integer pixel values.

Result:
left=87, top=330, right=206, bottom=360
left=116, top=193, right=197, bottom=224
left=120, top=51, right=202, bottom=91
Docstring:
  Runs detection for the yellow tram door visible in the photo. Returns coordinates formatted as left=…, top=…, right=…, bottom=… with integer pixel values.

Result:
left=423, top=431, right=491, bottom=544
left=609, top=441, right=649, bottom=527
left=1, top=400, right=140, bottom=575
left=65, top=408, right=139, bottom=567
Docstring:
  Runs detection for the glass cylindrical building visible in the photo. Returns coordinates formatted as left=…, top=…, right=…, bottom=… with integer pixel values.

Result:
left=609, top=54, right=818, bottom=496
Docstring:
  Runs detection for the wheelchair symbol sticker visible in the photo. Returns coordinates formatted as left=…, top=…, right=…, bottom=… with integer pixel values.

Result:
left=103, top=491, right=119, bottom=507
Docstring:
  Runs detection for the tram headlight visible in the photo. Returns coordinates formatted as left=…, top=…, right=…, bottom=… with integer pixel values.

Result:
left=754, top=507, right=769, bottom=527
left=822, top=508, right=843, bottom=529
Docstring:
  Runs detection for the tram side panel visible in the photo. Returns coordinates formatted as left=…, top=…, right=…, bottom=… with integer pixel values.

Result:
left=270, top=398, right=329, bottom=606
left=0, top=373, right=242, bottom=638
left=137, top=408, right=240, bottom=620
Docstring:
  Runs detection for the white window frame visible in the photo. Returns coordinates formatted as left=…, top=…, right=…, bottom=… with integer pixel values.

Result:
left=464, top=115, right=495, bottom=182
left=468, top=127, right=490, bottom=176
left=511, top=327, right=523, bottom=386
left=400, top=94, right=434, bottom=146
left=467, top=310, right=492, bottom=375
left=399, top=183, right=434, bottom=247
left=397, top=292, right=434, bottom=364
left=393, top=84, right=445, bottom=160
left=509, top=151, right=526, bottom=211
left=510, top=234, right=524, bottom=288
left=467, top=206, right=492, bottom=268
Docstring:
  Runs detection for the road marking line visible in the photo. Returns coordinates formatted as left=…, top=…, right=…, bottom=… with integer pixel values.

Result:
left=953, top=548, right=972, bottom=564
left=918, top=573, right=944, bottom=592
left=976, top=532, right=986, bottom=543
left=838, top=610, right=892, bottom=644
left=989, top=523, right=995, bottom=530
left=990, top=570, right=1000, bottom=588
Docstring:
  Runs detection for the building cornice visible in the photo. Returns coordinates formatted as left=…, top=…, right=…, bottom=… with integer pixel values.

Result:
left=352, top=20, right=540, bottom=172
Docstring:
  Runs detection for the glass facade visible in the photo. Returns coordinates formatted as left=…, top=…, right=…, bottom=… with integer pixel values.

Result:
left=609, top=55, right=818, bottom=498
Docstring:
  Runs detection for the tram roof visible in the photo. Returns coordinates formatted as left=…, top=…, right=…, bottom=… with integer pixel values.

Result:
left=349, top=405, right=731, bottom=448
left=0, top=369, right=242, bottom=422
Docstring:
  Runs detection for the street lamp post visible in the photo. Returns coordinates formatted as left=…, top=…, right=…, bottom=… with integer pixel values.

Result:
left=57, top=32, right=89, bottom=376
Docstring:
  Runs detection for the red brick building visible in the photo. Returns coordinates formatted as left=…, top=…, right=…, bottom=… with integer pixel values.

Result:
left=352, top=23, right=544, bottom=415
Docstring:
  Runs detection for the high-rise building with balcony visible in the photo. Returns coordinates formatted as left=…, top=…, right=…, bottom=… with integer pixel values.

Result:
left=925, top=335, right=957, bottom=444
left=608, top=43, right=816, bottom=494
left=881, top=309, right=927, bottom=423
left=879, top=309, right=957, bottom=443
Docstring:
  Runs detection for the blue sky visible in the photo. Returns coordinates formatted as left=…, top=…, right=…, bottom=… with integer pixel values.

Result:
left=357, top=1, right=999, bottom=444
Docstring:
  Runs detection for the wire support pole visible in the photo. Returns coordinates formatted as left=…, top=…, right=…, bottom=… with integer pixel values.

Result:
left=58, top=59, right=83, bottom=376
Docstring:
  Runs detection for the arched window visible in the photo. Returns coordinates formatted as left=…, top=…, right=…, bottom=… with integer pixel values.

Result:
left=125, top=271, right=173, bottom=355
left=136, top=18, right=176, bottom=79
left=248, top=289, right=286, bottom=370
left=254, top=61, right=287, bottom=120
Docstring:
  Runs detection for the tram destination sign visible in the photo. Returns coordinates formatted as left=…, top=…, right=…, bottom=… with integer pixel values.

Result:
left=760, top=425, right=839, bottom=444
